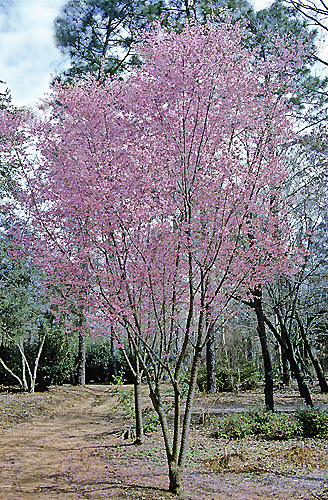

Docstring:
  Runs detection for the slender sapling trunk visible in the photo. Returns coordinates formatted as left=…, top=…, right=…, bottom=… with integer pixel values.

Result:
left=251, top=289, right=274, bottom=411
left=133, top=363, right=144, bottom=445
left=77, top=332, right=86, bottom=386
left=206, top=323, right=217, bottom=394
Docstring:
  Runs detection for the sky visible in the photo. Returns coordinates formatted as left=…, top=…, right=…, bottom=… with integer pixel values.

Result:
left=0, top=0, right=274, bottom=109
left=0, top=0, right=69, bottom=107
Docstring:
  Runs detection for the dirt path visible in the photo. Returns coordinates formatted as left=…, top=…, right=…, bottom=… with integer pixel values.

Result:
left=0, top=386, right=124, bottom=500
left=0, top=385, right=327, bottom=500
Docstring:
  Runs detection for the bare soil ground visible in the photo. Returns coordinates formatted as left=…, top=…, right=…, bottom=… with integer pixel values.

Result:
left=0, top=384, right=327, bottom=500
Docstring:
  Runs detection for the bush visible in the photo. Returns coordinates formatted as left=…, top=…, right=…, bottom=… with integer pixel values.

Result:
left=86, top=339, right=112, bottom=383
left=252, top=411, right=301, bottom=441
left=38, top=328, right=77, bottom=386
left=216, top=364, right=236, bottom=392
left=296, top=408, right=328, bottom=438
left=0, top=342, right=21, bottom=385
left=197, top=361, right=259, bottom=393
left=212, top=409, right=302, bottom=441
left=117, top=383, right=135, bottom=419
left=212, top=413, right=254, bottom=439
left=239, top=361, right=260, bottom=390
left=113, top=381, right=159, bottom=433
left=143, top=406, right=159, bottom=433
left=197, top=362, right=235, bottom=392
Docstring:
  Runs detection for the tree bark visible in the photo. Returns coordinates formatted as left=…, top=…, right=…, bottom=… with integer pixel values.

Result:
left=296, top=314, right=328, bottom=393
left=30, top=333, right=46, bottom=393
left=168, top=460, right=184, bottom=496
left=21, top=353, right=28, bottom=392
left=77, top=332, right=86, bottom=386
left=110, top=325, right=118, bottom=379
left=251, top=288, right=274, bottom=411
left=311, top=356, right=328, bottom=393
left=133, top=366, right=144, bottom=445
left=149, top=384, right=184, bottom=496
left=264, top=313, right=313, bottom=406
left=281, top=347, right=291, bottom=386
left=206, top=324, right=217, bottom=394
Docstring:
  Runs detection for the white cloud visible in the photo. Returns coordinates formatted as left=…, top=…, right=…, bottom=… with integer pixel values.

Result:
left=252, top=0, right=273, bottom=10
left=0, top=0, right=69, bottom=108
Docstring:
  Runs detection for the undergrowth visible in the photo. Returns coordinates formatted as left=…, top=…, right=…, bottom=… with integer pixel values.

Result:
left=212, top=407, right=328, bottom=441
left=109, top=372, right=160, bottom=433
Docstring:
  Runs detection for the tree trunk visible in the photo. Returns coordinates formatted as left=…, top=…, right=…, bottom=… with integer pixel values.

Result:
left=246, top=336, right=253, bottom=362
left=206, top=324, right=217, bottom=394
left=30, top=333, right=46, bottom=393
left=0, top=357, right=23, bottom=388
left=149, top=385, right=184, bottom=495
left=21, top=354, right=28, bottom=392
left=276, top=314, right=291, bottom=386
left=281, top=348, right=291, bottom=386
left=264, top=313, right=313, bottom=406
left=110, top=325, right=118, bottom=379
left=311, top=357, right=328, bottom=393
left=251, top=288, right=274, bottom=411
left=288, top=354, right=313, bottom=405
left=296, top=314, right=328, bottom=393
left=168, top=460, right=184, bottom=496
left=275, top=311, right=313, bottom=406
left=77, top=333, right=86, bottom=386
left=133, top=368, right=144, bottom=445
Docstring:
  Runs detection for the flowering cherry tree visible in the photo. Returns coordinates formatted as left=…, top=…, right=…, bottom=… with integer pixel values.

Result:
left=1, top=18, right=303, bottom=495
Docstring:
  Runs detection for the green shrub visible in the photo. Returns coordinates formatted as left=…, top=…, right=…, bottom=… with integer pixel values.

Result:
left=197, top=362, right=235, bottom=392
left=86, top=339, right=111, bottom=383
left=0, top=343, right=21, bottom=385
left=216, top=364, right=236, bottom=392
left=143, top=406, right=159, bottom=433
left=117, top=384, right=135, bottom=419
left=238, top=361, right=260, bottom=390
left=212, top=413, right=254, bottom=439
left=196, top=364, right=207, bottom=392
left=254, top=411, right=301, bottom=441
left=212, top=409, right=302, bottom=441
left=197, top=361, right=259, bottom=393
left=38, top=328, right=77, bottom=386
left=296, top=408, right=328, bottom=438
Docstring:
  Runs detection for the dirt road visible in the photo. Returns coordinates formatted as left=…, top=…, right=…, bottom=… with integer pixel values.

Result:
left=0, top=386, right=124, bottom=500
left=0, top=385, right=327, bottom=500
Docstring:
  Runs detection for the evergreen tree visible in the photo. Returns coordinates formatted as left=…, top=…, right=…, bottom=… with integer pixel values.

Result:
left=54, top=0, right=257, bottom=81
